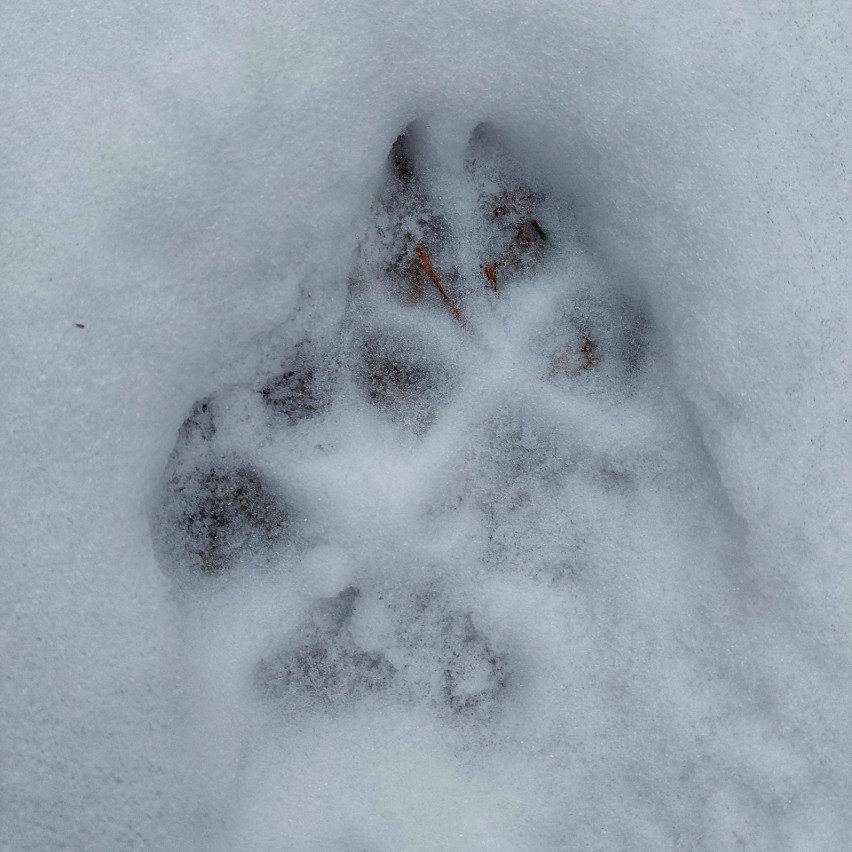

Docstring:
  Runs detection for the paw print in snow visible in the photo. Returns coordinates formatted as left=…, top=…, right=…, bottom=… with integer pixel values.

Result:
left=146, top=120, right=756, bottom=850
left=152, top=121, right=652, bottom=717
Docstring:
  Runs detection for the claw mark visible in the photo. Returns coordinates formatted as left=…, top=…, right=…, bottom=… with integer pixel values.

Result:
left=414, top=245, right=463, bottom=323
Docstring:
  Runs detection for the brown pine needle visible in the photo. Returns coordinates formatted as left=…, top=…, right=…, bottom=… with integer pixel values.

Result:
left=482, top=262, right=499, bottom=291
left=414, top=245, right=462, bottom=323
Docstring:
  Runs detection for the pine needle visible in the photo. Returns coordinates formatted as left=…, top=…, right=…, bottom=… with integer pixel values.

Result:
left=414, top=245, right=463, bottom=323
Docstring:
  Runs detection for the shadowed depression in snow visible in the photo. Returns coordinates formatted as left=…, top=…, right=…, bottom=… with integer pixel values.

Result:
left=149, top=124, right=785, bottom=850
left=3, top=2, right=851, bottom=850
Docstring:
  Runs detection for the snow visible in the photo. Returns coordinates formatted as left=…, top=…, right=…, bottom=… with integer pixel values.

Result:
left=2, top=0, right=851, bottom=849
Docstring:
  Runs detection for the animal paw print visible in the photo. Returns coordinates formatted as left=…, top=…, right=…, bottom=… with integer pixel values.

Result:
left=152, top=121, right=653, bottom=724
left=149, top=119, right=774, bottom=852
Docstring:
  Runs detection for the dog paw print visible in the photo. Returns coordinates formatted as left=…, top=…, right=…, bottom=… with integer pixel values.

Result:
left=153, top=133, right=766, bottom=852
left=149, top=119, right=770, bottom=847
left=151, top=121, right=657, bottom=725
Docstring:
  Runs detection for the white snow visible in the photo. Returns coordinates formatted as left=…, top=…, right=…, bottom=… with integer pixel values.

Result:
left=2, top=1, right=851, bottom=850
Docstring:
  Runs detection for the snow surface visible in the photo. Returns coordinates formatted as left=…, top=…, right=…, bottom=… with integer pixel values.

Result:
left=2, top=1, right=851, bottom=850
